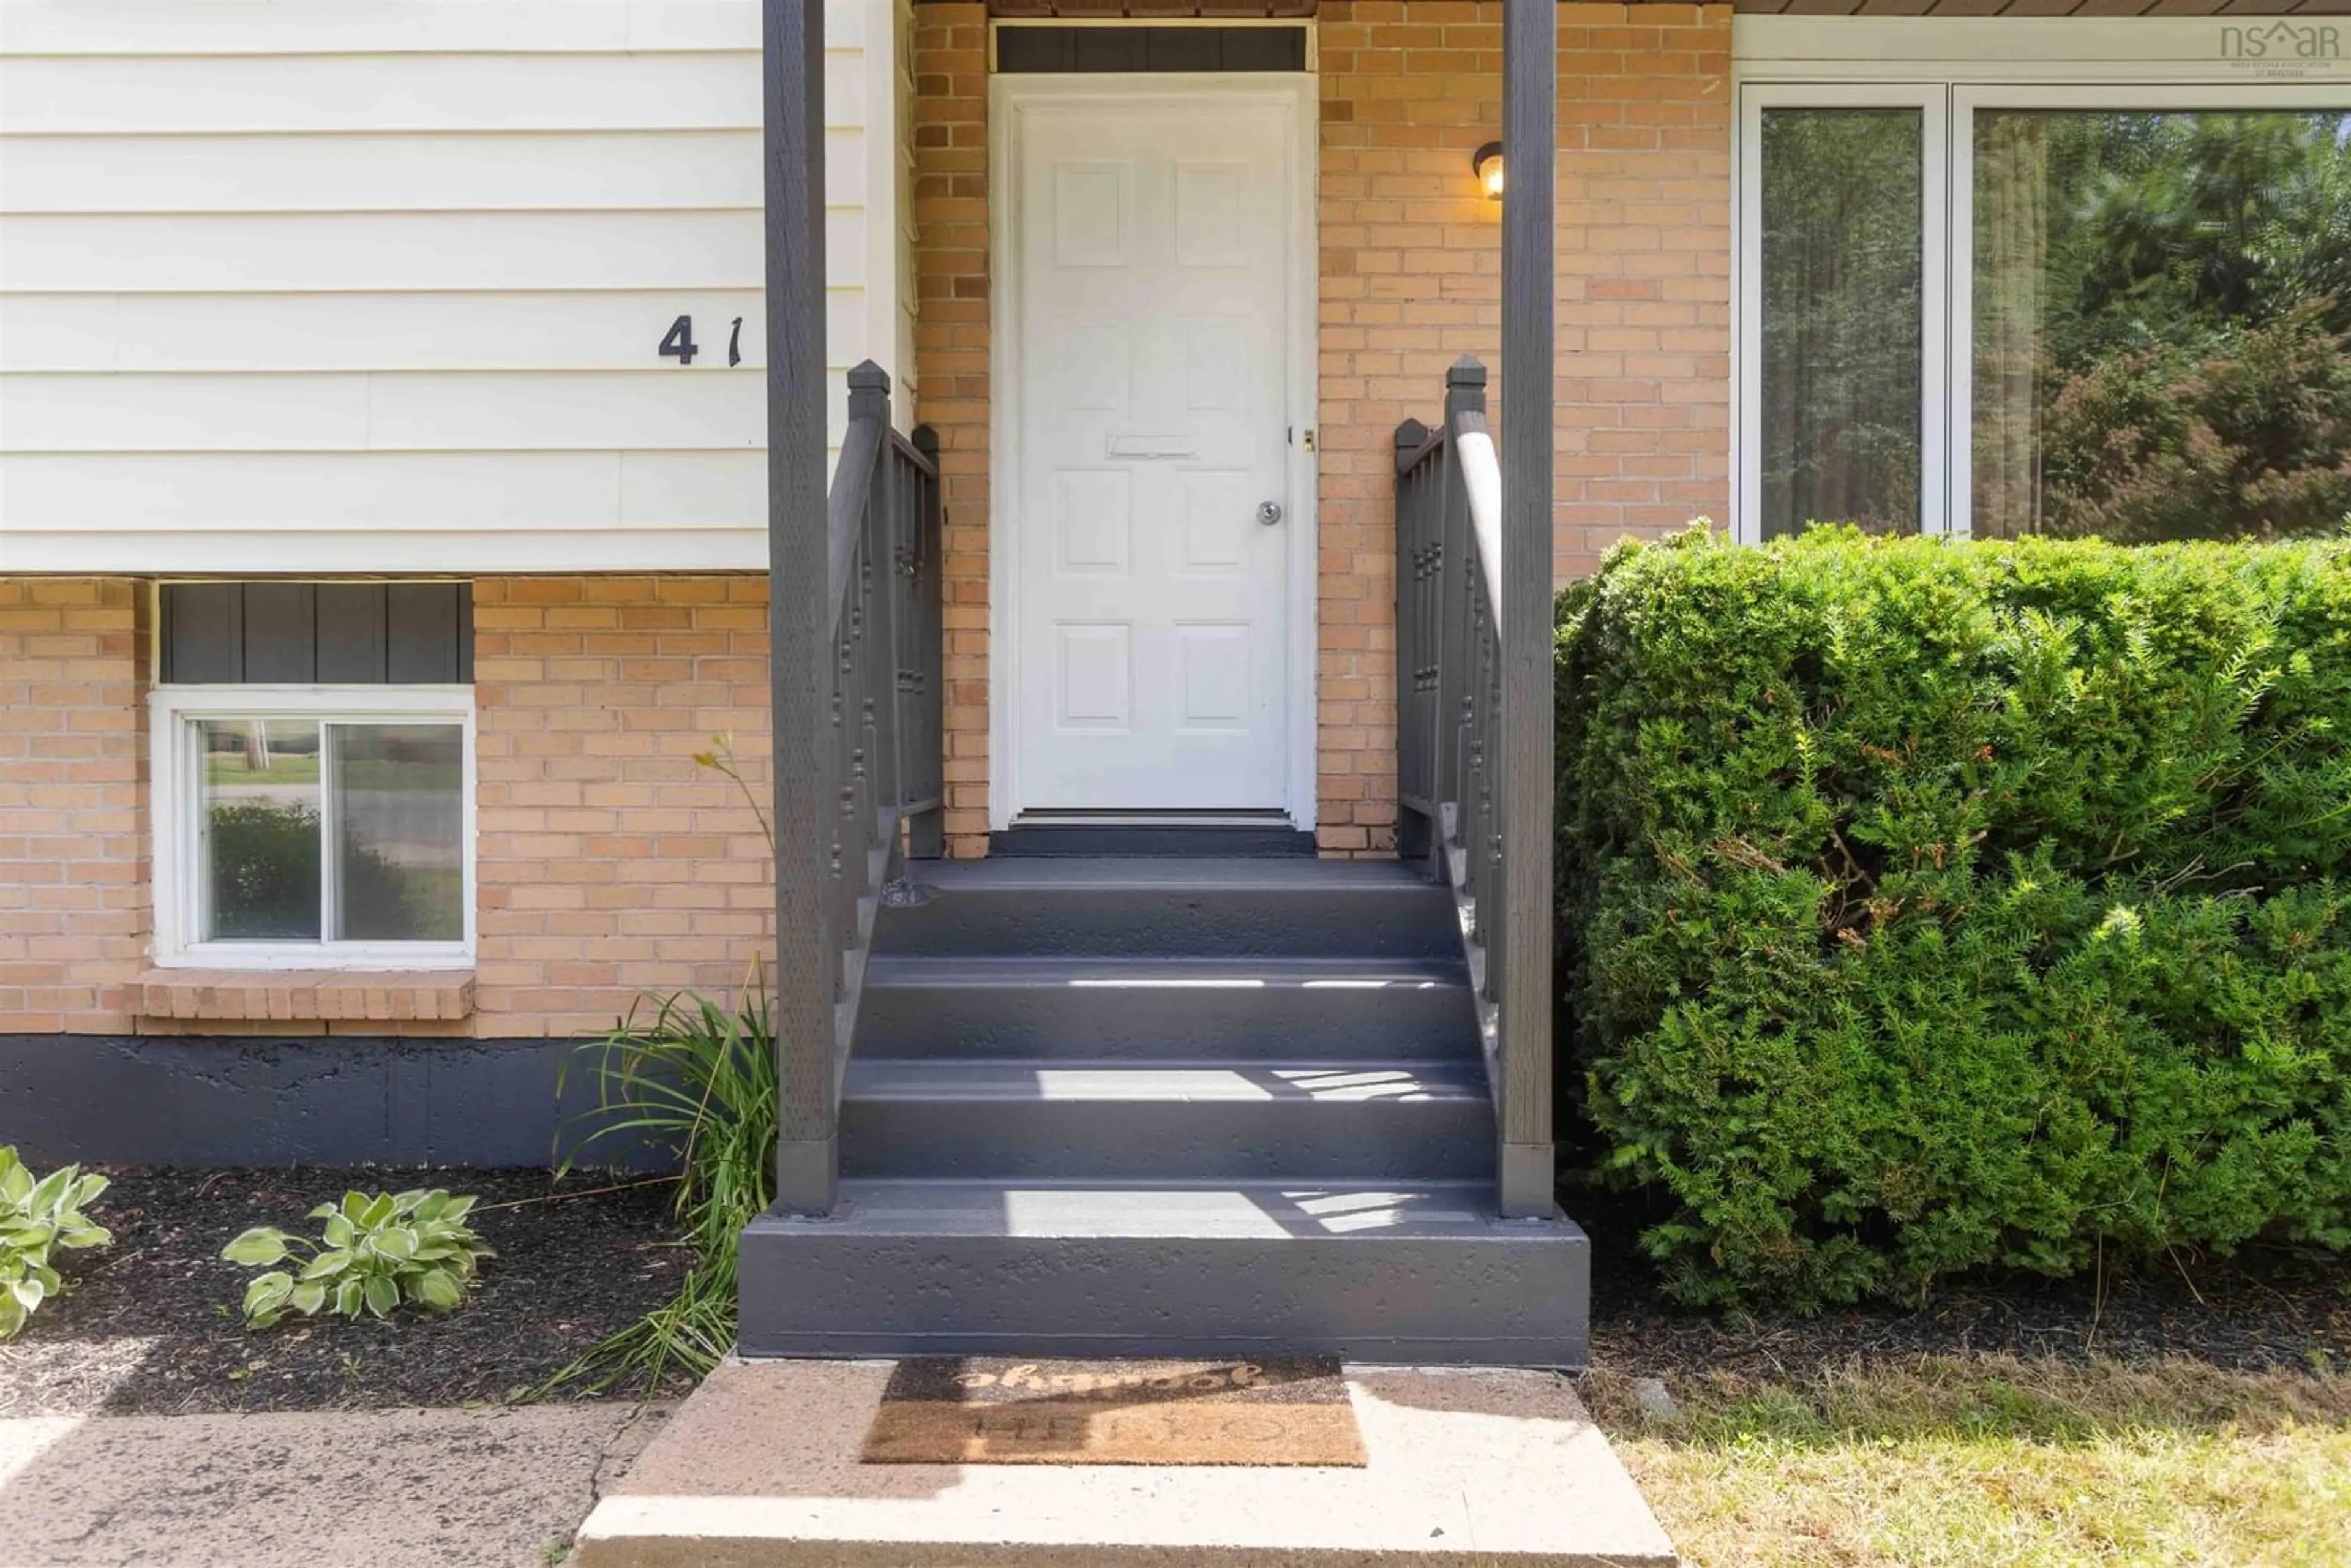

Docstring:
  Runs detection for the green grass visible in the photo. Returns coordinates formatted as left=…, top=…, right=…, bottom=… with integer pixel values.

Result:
left=206, top=752, right=320, bottom=786
left=205, top=754, right=460, bottom=791
left=1583, top=1357, right=2351, bottom=1567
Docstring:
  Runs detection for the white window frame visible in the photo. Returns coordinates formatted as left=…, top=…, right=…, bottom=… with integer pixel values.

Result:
left=1733, top=21, right=2351, bottom=544
left=151, top=685, right=477, bottom=970
left=1735, top=81, right=1950, bottom=545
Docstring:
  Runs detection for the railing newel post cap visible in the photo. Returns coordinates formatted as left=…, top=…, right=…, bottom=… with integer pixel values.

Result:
left=910, top=422, right=940, bottom=457
left=1394, top=417, right=1432, bottom=472
left=846, top=361, right=892, bottom=426
left=1444, top=357, right=1488, bottom=419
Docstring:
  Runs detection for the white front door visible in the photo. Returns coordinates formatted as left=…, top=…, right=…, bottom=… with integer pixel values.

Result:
left=1003, top=86, right=1302, bottom=816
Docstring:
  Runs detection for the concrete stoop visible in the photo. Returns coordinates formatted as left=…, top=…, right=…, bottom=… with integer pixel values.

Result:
left=571, top=1359, right=1678, bottom=1567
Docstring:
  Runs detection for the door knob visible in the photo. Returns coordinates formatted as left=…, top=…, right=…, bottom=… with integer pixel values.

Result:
left=1256, top=500, right=1284, bottom=527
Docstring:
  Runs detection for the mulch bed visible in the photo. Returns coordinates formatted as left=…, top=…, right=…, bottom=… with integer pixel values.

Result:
left=12, top=1166, right=2343, bottom=1419
left=0, top=1168, right=692, bottom=1418
left=1581, top=1195, right=2351, bottom=1387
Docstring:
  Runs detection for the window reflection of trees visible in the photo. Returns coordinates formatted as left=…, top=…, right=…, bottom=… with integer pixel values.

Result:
left=1760, top=109, right=1926, bottom=541
left=1978, top=110, right=2351, bottom=542
left=197, top=719, right=463, bottom=944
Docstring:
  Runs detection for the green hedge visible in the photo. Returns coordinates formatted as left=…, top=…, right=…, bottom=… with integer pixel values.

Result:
left=1555, top=527, right=2351, bottom=1308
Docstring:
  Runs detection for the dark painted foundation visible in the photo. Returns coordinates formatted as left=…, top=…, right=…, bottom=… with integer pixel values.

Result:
left=0, top=1033, right=670, bottom=1170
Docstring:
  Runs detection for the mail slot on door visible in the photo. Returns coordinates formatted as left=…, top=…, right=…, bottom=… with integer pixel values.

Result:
left=1106, top=433, right=1199, bottom=459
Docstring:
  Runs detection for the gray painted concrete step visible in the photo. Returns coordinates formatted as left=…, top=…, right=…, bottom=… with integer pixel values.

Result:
left=795, top=853, right=1600, bottom=1368
left=738, top=1179, right=1590, bottom=1366
left=856, top=954, right=1479, bottom=1061
left=841, top=1058, right=1494, bottom=1182
left=880, top=857, right=1460, bottom=958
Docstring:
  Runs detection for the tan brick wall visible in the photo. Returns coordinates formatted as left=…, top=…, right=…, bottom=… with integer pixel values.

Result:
left=912, top=4, right=996, bottom=855
left=0, top=577, right=149, bottom=1034
left=1557, top=4, right=1734, bottom=562
left=0, top=573, right=781, bottom=1044
left=471, top=574, right=776, bottom=1038
left=1313, top=2, right=1732, bottom=852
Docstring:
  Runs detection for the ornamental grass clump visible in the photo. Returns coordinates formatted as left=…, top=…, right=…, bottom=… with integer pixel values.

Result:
left=0, top=1147, right=111, bottom=1340
left=223, top=1189, right=491, bottom=1329
left=542, top=733, right=779, bottom=1395
left=547, top=983, right=776, bottom=1394
left=1556, top=525, right=2351, bottom=1308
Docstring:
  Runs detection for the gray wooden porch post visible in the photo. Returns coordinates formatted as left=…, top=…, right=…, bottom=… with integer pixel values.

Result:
left=765, top=0, right=837, bottom=1216
left=1498, top=0, right=1558, bottom=1220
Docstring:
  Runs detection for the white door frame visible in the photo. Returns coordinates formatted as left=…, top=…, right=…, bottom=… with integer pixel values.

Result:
left=987, top=72, right=1319, bottom=831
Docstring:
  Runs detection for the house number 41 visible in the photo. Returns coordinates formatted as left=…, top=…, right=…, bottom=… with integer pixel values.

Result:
left=659, top=315, right=744, bottom=367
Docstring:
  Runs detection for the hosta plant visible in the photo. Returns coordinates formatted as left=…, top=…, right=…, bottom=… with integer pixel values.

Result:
left=0, top=1147, right=111, bottom=1340
left=223, top=1189, right=491, bottom=1329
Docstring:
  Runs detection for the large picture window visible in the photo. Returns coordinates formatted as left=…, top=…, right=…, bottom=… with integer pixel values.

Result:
left=1739, top=77, right=2351, bottom=544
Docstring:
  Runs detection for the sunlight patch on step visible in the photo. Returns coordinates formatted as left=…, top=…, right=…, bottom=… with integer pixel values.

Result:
left=1019, top=1068, right=1436, bottom=1101
left=1000, top=1188, right=1286, bottom=1237
left=1270, top=1068, right=1438, bottom=1100
left=1057, top=977, right=1444, bottom=990
left=1287, top=1189, right=1427, bottom=1232
left=996, top=1187, right=1434, bottom=1238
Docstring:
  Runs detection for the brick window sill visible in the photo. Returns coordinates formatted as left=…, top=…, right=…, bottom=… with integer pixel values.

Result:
left=133, top=969, right=475, bottom=1024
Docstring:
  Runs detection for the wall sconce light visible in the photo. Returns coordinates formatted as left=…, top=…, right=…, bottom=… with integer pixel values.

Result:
left=1472, top=141, right=1504, bottom=200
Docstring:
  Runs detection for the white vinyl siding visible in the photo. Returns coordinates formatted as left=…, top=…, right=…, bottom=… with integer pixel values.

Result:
left=0, top=0, right=912, bottom=573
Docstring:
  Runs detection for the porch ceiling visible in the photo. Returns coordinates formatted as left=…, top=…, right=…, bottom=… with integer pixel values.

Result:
left=970, top=2, right=1316, bottom=15
left=953, top=1, right=2351, bottom=13
left=1740, top=1, right=2351, bottom=13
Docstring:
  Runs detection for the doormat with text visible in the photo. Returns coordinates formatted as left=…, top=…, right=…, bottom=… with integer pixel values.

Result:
left=860, top=1355, right=1367, bottom=1466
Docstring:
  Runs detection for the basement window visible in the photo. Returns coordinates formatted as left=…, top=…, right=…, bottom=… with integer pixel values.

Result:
left=151, top=584, right=474, bottom=969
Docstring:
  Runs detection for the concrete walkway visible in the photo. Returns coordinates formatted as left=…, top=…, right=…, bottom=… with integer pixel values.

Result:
left=0, top=1401, right=669, bottom=1568
left=0, top=1364, right=1676, bottom=1567
left=576, top=1360, right=1678, bottom=1566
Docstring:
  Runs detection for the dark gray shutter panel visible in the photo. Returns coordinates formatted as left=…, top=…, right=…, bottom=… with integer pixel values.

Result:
left=315, top=583, right=389, bottom=683
left=239, top=582, right=316, bottom=682
left=159, top=582, right=472, bottom=685
left=386, top=583, right=467, bottom=683
left=162, top=583, right=242, bottom=683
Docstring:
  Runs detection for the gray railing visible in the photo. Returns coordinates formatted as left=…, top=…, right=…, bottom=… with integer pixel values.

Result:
left=814, top=361, right=944, bottom=1090
left=1395, top=357, right=1554, bottom=1219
